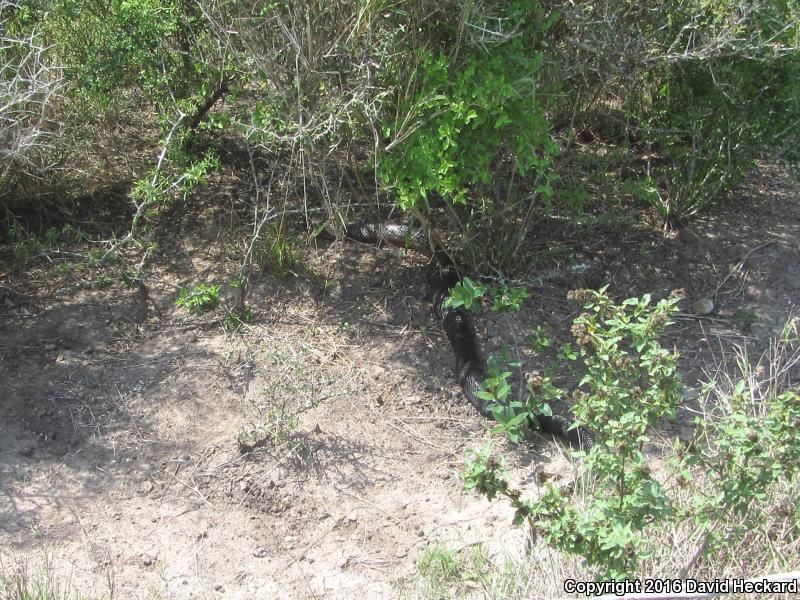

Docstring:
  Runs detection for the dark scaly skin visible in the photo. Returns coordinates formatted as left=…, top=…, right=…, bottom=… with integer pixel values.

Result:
left=343, top=222, right=428, bottom=252
left=344, top=223, right=595, bottom=450
left=432, top=269, right=595, bottom=450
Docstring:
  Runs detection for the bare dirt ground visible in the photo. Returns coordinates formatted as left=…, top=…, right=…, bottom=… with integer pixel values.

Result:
left=1, top=162, right=798, bottom=598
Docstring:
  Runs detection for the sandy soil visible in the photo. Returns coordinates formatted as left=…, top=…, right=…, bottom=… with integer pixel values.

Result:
left=1, top=162, right=798, bottom=598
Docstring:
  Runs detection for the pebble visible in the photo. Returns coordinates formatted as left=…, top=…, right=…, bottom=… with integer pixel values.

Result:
left=689, top=298, right=714, bottom=315
left=136, top=480, right=153, bottom=495
left=253, top=547, right=267, bottom=558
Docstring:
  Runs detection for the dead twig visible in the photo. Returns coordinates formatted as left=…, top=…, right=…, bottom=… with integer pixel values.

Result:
left=713, top=240, right=774, bottom=304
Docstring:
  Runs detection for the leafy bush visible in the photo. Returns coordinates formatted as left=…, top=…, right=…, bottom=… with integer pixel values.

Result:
left=464, top=287, right=685, bottom=577
left=40, top=0, right=224, bottom=107
left=464, top=289, right=800, bottom=579
left=176, top=283, right=220, bottom=313
left=377, top=5, right=560, bottom=268
left=444, top=277, right=529, bottom=314
left=548, top=0, right=800, bottom=220
left=379, top=44, right=556, bottom=211
left=682, top=386, right=800, bottom=522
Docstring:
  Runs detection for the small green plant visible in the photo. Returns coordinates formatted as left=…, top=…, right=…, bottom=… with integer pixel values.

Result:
left=736, top=309, right=758, bottom=331
left=12, top=234, right=42, bottom=263
left=176, top=283, right=220, bottom=313
left=257, top=222, right=298, bottom=275
left=120, top=269, right=142, bottom=288
left=463, top=443, right=537, bottom=529
left=780, top=316, right=799, bottom=344
left=558, top=342, right=579, bottom=362
left=87, top=248, right=106, bottom=263
left=475, top=354, right=562, bottom=443
left=410, top=541, right=490, bottom=597
left=489, top=285, right=529, bottom=312
left=0, top=556, right=102, bottom=600
left=442, top=277, right=487, bottom=313
left=443, top=277, right=553, bottom=442
left=529, top=323, right=554, bottom=353
left=682, top=386, right=800, bottom=520
left=236, top=408, right=299, bottom=453
left=92, top=275, right=114, bottom=288
left=54, top=261, right=82, bottom=276
left=417, top=545, right=461, bottom=584
left=222, top=307, right=252, bottom=331
left=443, top=277, right=528, bottom=314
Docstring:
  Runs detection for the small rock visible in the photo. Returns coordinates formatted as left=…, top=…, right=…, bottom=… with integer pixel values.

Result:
left=253, top=547, right=267, bottom=558
left=689, top=298, right=714, bottom=315
left=744, top=285, right=762, bottom=300
left=676, top=227, right=700, bottom=244
left=142, top=555, right=153, bottom=566
left=136, top=480, right=153, bottom=495
left=213, top=584, right=224, bottom=592
left=396, top=548, right=408, bottom=558
left=682, top=387, right=699, bottom=401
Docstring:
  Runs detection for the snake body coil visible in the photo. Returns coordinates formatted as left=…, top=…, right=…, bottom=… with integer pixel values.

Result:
left=342, top=222, right=594, bottom=450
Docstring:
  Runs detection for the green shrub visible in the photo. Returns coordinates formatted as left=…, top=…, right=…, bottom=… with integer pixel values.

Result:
left=176, top=283, right=220, bottom=313
left=377, top=3, right=559, bottom=269
left=464, top=289, right=800, bottom=579
left=464, top=287, right=685, bottom=577
left=40, top=0, right=220, bottom=107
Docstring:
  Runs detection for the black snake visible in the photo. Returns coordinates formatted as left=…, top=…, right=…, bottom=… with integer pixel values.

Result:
left=339, top=222, right=595, bottom=450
